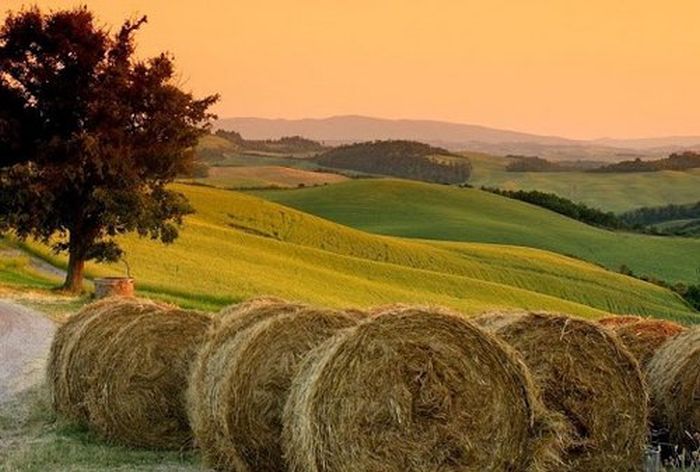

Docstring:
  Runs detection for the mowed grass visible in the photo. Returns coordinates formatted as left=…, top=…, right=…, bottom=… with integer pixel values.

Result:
left=253, top=179, right=700, bottom=288
left=0, top=386, right=202, bottom=471
left=15, top=183, right=698, bottom=322
left=184, top=165, right=348, bottom=189
left=466, top=152, right=700, bottom=212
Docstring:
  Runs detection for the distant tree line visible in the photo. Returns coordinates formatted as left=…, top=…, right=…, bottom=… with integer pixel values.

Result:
left=590, top=151, right=700, bottom=173
left=314, top=140, right=472, bottom=184
left=505, top=155, right=607, bottom=172
left=619, top=201, right=700, bottom=237
left=505, top=156, right=567, bottom=172
left=619, top=201, right=700, bottom=226
left=215, top=130, right=325, bottom=154
left=482, top=187, right=625, bottom=229
left=618, top=265, right=700, bottom=312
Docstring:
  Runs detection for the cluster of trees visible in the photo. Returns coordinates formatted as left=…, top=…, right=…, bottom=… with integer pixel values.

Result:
left=314, top=140, right=472, bottom=184
left=482, top=188, right=625, bottom=229
left=505, top=156, right=606, bottom=172
left=619, top=201, right=700, bottom=237
left=592, top=152, right=700, bottom=173
left=620, top=201, right=700, bottom=226
left=214, top=130, right=325, bottom=154
left=505, top=156, right=566, bottom=172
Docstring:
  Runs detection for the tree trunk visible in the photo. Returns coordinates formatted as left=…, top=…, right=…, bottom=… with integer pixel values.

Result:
left=62, top=233, right=87, bottom=293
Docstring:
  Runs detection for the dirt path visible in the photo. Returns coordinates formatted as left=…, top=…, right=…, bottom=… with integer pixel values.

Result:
left=0, top=300, right=55, bottom=403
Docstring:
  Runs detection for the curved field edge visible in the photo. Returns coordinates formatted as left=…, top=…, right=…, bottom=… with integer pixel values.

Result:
left=9, top=184, right=695, bottom=322
left=252, top=179, right=700, bottom=287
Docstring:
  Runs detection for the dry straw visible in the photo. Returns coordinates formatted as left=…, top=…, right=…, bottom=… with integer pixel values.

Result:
left=47, top=297, right=166, bottom=424
left=283, top=306, right=566, bottom=472
left=84, top=305, right=211, bottom=449
left=475, top=311, right=648, bottom=472
left=597, top=315, right=646, bottom=328
left=599, top=316, right=686, bottom=369
left=187, top=297, right=308, bottom=465
left=194, top=303, right=361, bottom=471
left=646, top=326, right=700, bottom=450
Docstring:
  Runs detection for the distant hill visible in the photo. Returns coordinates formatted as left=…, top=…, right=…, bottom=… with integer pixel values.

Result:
left=215, top=130, right=325, bottom=155
left=217, top=115, right=700, bottom=162
left=314, top=140, right=471, bottom=184
left=592, top=152, right=700, bottom=173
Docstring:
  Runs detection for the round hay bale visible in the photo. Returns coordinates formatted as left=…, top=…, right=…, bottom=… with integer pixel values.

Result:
left=187, top=297, right=308, bottom=461
left=646, top=326, right=700, bottom=450
left=474, top=311, right=648, bottom=471
left=283, top=306, right=566, bottom=472
left=603, top=318, right=686, bottom=369
left=47, top=297, right=166, bottom=424
left=84, top=307, right=212, bottom=449
left=204, top=307, right=362, bottom=471
left=598, top=315, right=644, bottom=328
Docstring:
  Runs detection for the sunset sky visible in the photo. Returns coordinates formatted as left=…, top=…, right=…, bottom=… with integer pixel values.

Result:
left=3, top=1, right=700, bottom=139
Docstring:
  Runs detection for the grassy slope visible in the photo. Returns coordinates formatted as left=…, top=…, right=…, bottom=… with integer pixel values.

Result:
left=184, top=165, right=348, bottom=189
left=253, top=179, right=700, bottom=288
left=16, top=184, right=697, bottom=322
left=466, top=153, right=700, bottom=212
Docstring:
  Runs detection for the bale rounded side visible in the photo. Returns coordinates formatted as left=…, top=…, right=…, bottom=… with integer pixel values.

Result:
left=283, top=306, right=566, bottom=472
left=206, top=307, right=361, bottom=471
left=646, top=326, right=700, bottom=451
left=84, top=307, right=212, bottom=449
left=187, top=298, right=308, bottom=465
left=475, top=311, right=648, bottom=471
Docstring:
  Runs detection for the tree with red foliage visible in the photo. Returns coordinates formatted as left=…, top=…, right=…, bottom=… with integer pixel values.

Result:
left=0, top=7, right=218, bottom=292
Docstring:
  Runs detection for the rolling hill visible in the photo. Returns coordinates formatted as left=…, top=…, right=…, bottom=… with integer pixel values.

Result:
left=217, top=115, right=700, bottom=161
left=467, top=152, right=700, bottom=212
left=10, top=184, right=697, bottom=322
left=252, top=179, right=700, bottom=286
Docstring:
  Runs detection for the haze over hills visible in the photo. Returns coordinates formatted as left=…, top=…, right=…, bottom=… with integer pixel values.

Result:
left=217, top=115, right=700, bottom=161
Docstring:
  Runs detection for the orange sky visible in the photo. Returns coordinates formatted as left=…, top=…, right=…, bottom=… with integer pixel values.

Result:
left=4, top=1, right=700, bottom=139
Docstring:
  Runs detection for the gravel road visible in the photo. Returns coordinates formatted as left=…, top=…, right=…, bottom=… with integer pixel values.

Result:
left=0, top=300, right=55, bottom=403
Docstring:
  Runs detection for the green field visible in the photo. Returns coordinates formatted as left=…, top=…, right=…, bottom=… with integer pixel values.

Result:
left=7, top=183, right=696, bottom=323
left=466, top=153, right=700, bottom=212
left=253, top=179, right=700, bottom=288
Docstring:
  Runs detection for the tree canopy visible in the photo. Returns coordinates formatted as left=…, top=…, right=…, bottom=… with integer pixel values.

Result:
left=0, top=7, right=218, bottom=291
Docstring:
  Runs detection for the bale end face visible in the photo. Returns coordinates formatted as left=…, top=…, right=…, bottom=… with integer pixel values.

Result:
left=283, top=306, right=566, bottom=472
left=85, top=308, right=212, bottom=449
left=476, top=311, right=648, bottom=472
left=646, top=327, right=700, bottom=451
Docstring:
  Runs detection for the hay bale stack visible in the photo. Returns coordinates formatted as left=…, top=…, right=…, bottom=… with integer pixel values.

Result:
left=187, top=298, right=308, bottom=462
left=84, top=306, right=211, bottom=449
left=474, top=311, right=648, bottom=471
left=600, top=317, right=686, bottom=369
left=47, top=297, right=166, bottom=424
left=646, top=326, right=700, bottom=450
left=283, top=306, right=565, bottom=472
left=198, top=306, right=361, bottom=471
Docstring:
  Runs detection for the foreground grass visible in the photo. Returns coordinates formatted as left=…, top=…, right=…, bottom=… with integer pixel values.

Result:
left=0, top=386, right=204, bottom=471
left=253, top=179, right=700, bottom=288
left=466, top=152, right=700, bottom=212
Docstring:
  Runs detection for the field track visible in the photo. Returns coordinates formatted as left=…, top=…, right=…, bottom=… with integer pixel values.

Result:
left=0, top=301, right=54, bottom=403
